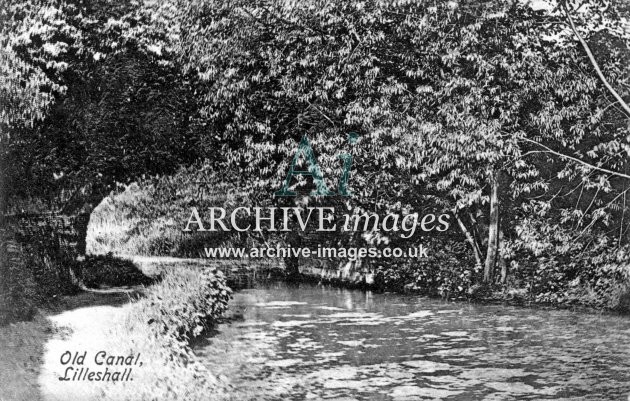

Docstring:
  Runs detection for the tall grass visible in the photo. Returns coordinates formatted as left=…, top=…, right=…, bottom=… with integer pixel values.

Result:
left=100, top=264, right=234, bottom=401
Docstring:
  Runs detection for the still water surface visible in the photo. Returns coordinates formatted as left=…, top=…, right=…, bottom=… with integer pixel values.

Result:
left=196, top=282, right=630, bottom=400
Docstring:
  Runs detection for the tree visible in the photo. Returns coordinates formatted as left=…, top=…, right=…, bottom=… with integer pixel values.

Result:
left=167, top=0, right=629, bottom=286
left=2, top=0, right=629, bottom=296
left=1, top=0, right=204, bottom=221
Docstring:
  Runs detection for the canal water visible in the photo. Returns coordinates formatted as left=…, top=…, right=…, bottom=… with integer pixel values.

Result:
left=195, top=281, right=630, bottom=400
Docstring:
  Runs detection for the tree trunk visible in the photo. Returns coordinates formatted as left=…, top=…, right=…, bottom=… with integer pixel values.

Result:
left=70, top=194, right=104, bottom=258
left=498, top=230, right=507, bottom=284
left=484, top=171, right=500, bottom=283
left=284, top=230, right=302, bottom=282
left=454, top=211, right=483, bottom=269
left=468, top=211, right=484, bottom=254
left=74, top=212, right=91, bottom=257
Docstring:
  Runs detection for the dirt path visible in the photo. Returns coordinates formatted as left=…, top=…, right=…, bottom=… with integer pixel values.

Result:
left=38, top=302, right=130, bottom=401
left=0, top=290, right=141, bottom=401
left=2, top=257, right=215, bottom=401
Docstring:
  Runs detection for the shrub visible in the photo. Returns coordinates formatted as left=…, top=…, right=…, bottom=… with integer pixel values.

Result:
left=1, top=219, right=81, bottom=325
left=373, top=238, right=476, bottom=298
left=527, top=243, right=630, bottom=309
left=76, top=254, right=154, bottom=288
left=100, top=265, right=234, bottom=401
left=140, top=265, right=232, bottom=340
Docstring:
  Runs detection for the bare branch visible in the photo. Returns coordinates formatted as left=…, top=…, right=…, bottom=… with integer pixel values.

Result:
left=305, top=100, right=336, bottom=127
left=562, top=2, right=630, bottom=118
left=518, top=137, right=630, bottom=180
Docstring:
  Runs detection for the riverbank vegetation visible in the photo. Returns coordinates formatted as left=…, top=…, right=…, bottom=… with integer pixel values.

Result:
left=99, top=263, right=233, bottom=401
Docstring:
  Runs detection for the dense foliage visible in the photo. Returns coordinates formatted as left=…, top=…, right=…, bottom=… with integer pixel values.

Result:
left=2, top=0, right=630, bottom=315
left=1, top=0, right=203, bottom=214
left=161, top=0, right=630, bottom=301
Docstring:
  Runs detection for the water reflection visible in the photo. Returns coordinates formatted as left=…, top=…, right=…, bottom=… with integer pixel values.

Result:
left=196, top=282, right=630, bottom=400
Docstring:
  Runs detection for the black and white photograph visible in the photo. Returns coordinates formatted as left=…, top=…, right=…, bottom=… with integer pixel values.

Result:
left=1, top=0, right=630, bottom=400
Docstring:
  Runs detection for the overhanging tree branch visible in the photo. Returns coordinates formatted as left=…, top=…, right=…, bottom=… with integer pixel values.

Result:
left=518, top=137, right=630, bottom=180
left=562, top=2, right=630, bottom=118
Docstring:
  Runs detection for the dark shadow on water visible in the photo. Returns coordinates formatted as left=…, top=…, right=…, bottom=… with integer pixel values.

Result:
left=225, top=268, right=287, bottom=291
left=190, top=307, right=247, bottom=348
